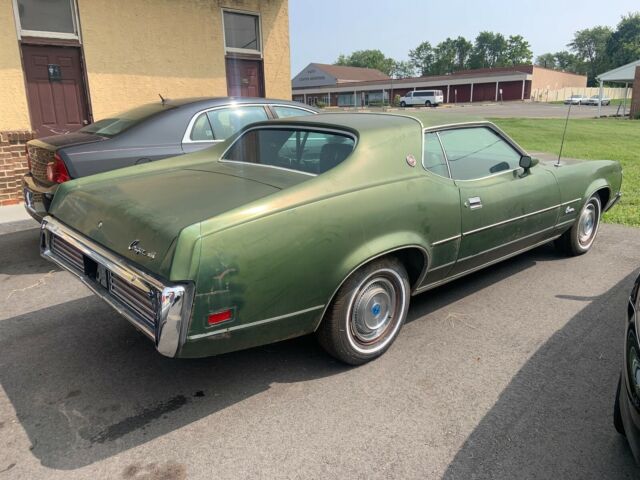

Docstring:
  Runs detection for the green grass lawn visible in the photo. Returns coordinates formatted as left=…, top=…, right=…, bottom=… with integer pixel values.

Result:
left=491, top=118, right=640, bottom=226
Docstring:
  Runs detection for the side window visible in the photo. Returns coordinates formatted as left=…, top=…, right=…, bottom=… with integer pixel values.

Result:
left=205, top=106, right=268, bottom=140
left=272, top=106, right=315, bottom=118
left=423, top=133, right=449, bottom=178
left=222, top=128, right=355, bottom=175
left=190, top=113, right=214, bottom=141
left=438, top=127, right=522, bottom=181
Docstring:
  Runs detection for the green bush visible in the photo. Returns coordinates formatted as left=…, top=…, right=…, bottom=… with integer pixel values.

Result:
left=315, top=100, right=326, bottom=109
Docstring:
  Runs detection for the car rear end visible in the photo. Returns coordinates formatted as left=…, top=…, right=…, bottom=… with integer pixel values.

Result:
left=434, top=90, right=444, bottom=106
left=23, top=139, right=71, bottom=221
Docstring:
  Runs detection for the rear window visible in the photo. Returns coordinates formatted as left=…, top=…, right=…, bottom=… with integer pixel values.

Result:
left=79, top=103, right=171, bottom=137
left=222, top=128, right=355, bottom=175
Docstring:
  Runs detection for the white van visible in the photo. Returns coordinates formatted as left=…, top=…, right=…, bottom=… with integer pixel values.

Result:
left=399, top=90, right=444, bottom=107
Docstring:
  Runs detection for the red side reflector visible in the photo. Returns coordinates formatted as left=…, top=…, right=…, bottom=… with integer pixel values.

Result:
left=208, top=309, right=233, bottom=325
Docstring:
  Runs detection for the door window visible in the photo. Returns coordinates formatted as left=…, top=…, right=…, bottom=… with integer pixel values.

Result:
left=272, top=106, right=314, bottom=118
left=423, top=133, right=449, bottom=178
left=223, top=128, right=355, bottom=175
left=438, top=127, right=521, bottom=181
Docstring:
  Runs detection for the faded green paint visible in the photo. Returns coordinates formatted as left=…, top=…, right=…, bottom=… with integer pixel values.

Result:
left=48, top=113, right=623, bottom=358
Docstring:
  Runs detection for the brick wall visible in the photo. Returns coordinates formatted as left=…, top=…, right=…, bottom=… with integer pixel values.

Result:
left=631, top=66, right=640, bottom=119
left=0, top=131, right=34, bottom=206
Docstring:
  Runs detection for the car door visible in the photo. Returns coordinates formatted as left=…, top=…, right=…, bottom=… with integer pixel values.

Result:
left=181, top=105, right=269, bottom=153
left=437, top=126, right=561, bottom=276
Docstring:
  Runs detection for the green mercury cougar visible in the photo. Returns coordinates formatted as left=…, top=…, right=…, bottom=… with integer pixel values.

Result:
left=40, top=113, right=622, bottom=365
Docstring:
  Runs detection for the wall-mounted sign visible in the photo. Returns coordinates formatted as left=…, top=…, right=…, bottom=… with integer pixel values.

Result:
left=47, top=64, right=61, bottom=82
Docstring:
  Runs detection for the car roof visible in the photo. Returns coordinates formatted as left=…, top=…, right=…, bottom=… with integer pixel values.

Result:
left=161, top=96, right=316, bottom=110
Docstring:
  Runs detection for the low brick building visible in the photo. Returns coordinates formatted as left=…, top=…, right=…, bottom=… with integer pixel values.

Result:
left=292, top=65, right=587, bottom=107
left=0, top=0, right=291, bottom=205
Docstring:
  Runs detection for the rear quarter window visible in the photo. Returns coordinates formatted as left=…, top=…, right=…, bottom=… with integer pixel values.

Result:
left=222, top=128, right=355, bottom=175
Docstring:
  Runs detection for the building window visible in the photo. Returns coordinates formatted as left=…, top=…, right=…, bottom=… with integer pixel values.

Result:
left=223, top=10, right=261, bottom=55
left=14, top=0, right=78, bottom=39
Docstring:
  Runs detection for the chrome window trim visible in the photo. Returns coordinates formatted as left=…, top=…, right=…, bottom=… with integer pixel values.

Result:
left=181, top=103, right=318, bottom=145
left=219, top=124, right=358, bottom=176
left=187, top=305, right=325, bottom=340
left=421, top=131, right=452, bottom=179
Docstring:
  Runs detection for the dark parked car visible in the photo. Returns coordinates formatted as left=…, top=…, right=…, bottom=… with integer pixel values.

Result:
left=614, top=272, right=640, bottom=464
left=22, top=97, right=317, bottom=221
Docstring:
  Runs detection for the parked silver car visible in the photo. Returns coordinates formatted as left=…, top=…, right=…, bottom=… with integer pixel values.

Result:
left=584, top=95, right=611, bottom=106
left=564, top=95, right=588, bottom=105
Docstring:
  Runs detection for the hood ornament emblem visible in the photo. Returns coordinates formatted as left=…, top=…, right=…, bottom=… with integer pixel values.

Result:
left=128, top=240, right=156, bottom=259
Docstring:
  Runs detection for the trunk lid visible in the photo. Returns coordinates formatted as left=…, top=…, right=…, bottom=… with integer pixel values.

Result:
left=50, top=166, right=295, bottom=274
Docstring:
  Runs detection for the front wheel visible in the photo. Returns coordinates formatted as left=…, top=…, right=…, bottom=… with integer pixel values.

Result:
left=316, top=257, right=410, bottom=365
left=555, top=194, right=601, bottom=256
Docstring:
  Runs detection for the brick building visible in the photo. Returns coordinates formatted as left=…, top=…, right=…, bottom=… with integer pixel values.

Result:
left=292, top=64, right=587, bottom=107
left=0, top=0, right=291, bottom=205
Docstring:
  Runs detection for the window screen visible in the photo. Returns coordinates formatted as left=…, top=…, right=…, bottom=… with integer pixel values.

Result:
left=223, top=128, right=355, bottom=175
left=423, top=133, right=449, bottom=178
left=438, top=127, right=521, bottom=181
left=17, top=0, right=75, bottom=34
left=223, top=11, right=260, bottom=51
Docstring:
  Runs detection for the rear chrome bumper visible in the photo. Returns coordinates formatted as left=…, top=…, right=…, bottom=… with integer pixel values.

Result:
left=22, top=174, right=56, bottom=222
left=40, top=216, right=194, bottom=357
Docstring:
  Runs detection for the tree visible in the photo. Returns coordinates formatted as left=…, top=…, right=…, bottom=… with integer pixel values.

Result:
left=334, top=49, right=396, bottom=76
left=553, top=51, right=584, bottom=73
left=568, top=26, right=612, bottom=85
left=432, top=38, right=459, bottom=75
left=453, top=36, right=473, bottom=70
left=505, top=35, right=533, bottom=65
left=392, top=60, right=415, bottom=79
left=469, top=31, right=507, bottom=69
left=535, top=53, right=557, bottom=69
left=605, top=12, right=640, bottom=70
left=408, top=41, right=434, bottom=76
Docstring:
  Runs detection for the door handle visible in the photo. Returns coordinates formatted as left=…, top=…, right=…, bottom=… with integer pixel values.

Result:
left=465, top=197, right=482, bottom=209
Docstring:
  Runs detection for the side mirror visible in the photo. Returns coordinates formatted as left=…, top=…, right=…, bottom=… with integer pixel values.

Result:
left=519, top=155, right=538, bottom=174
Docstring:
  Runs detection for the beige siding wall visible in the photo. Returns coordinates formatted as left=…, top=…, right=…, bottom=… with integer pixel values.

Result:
left=531, top=66, right=587, bottom=91
left=79, top=0, right=291, bottom=119
left=0, top=0, right=30, bottom=131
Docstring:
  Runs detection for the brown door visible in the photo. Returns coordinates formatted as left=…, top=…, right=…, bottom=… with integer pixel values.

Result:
left=225, top=58, right=264, bottom=97
left=21, top=44, right=90, bottom=137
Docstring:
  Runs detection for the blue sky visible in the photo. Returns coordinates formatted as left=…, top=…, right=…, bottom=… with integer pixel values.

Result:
left=289, top=0, right=639, bottom=75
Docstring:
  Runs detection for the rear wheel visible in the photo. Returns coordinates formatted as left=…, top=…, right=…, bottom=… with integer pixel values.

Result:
left=316, top=257, right=410, bottom=365
left=425, top=101, right=432, bottom=107
left=555, top=194, right=601, bottom=256
left=400, top=101, right=406, bottom=107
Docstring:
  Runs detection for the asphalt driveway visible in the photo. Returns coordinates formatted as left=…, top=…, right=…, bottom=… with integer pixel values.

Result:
left=1, top=220, right=639, bottom=479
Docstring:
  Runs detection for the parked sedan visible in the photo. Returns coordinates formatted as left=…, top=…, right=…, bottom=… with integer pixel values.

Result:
left=564, top=94, right=588, bottom=105
left=614, top=273, right=640, bottom=464
left=584, top=95, right=611, bottom=106
left=39, top=113, right=622, bottom=365
left=23, top=97, right=317, bottom=221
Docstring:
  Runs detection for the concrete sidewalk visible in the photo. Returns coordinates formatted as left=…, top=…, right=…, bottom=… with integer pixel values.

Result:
left=0, top=203, right=31, bottom=224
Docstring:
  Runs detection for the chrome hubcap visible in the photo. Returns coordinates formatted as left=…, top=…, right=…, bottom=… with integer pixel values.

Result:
left=578, top=203, right=598, bottom=247
left=351, top=277, right=397, bottom=344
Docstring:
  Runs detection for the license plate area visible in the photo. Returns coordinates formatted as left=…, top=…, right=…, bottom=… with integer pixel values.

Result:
left=83, top=256, right=109, bottom=289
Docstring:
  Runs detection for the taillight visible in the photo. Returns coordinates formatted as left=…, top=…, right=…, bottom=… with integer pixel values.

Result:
left=46, top=153, right=71, bottom=183
left=25, top=145, right=31, bottom=172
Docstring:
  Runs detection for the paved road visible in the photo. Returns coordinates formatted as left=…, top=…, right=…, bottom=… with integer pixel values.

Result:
left=1, top=221, right=639, bottom=479
left=358, top=102, right=624, bottom=119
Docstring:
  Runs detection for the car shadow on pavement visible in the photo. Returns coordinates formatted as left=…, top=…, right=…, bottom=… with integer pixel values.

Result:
left=442, top=270, right=640, bottom=479
left=0, top=227, right=58, bottom=276
left=0, top=296, right=351, bottom=470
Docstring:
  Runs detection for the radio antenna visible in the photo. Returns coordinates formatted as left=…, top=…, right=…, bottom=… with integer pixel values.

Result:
left=159, top=93, right=166, bottom=105
left=557, top=101, right=573, bottom=166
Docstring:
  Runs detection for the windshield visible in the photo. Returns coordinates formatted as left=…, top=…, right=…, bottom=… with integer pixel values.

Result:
left=79, top=103, right=172, bottom=137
